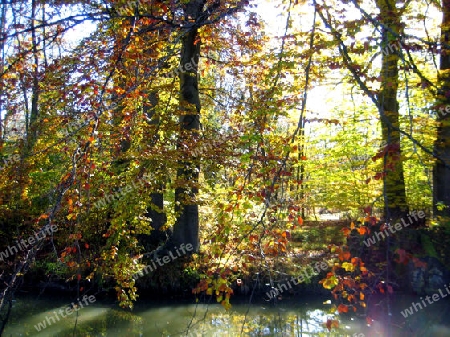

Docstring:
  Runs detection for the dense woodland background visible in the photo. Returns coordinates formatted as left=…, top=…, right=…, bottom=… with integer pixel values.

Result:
left=0, top=0, right=450, bottom=334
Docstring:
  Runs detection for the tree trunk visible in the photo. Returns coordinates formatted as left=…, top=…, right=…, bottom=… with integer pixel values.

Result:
left=376, top=0, right=408, bottom=219
left=141, top=91, right=168, bottom=249
left=433, top=0, right=450, bottom=221
left=171, top=0, right=204, bottom=253
left=28, top=0, right=39, bottom=149
left=0, top=0, right=5, bottom=147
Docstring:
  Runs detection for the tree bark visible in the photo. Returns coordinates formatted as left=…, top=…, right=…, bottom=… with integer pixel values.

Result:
left=376, top=0, right=408, bottom=218
left=433, top=0, right=450, bottom=220
left=141, top=91, right=168, bottom=249
left=171, top=0, right=205, bottom=253
left=28, top=0, right=40, bottom=149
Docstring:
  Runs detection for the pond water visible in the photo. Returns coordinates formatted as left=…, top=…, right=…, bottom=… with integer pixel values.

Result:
left=3, top=292, right=450, bottom=336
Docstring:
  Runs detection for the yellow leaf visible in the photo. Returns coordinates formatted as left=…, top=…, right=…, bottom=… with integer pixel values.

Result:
left=342, top=262, right=355, bottom=272
left=322, top=276, right=338, bottom=289
left=221, top=300, right=232, bottom=310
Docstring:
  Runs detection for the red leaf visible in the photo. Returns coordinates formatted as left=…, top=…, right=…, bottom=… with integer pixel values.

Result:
left=363, top=206, right=372, bottom=214
left=412, top=257, right=427, bottom=269
left=395, top=248, right=410, bottom=265
left=337, top=304, right=349, bottom=313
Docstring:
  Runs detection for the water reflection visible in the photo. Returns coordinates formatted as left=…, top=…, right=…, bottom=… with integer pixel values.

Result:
left=4, top=297, right=358, bottom=336
left=3, top=294, right=450, bottom=336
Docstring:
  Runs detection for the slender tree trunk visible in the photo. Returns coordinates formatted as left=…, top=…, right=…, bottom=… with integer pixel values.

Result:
left=171, top=0, right=205, bottom=252
left=376, top=0, right=408, bottom=219
left=0, top=0, right=5, bottom=147
left=28, top=0, right=39, bottom=149
left=433, top=0, right=450, bottom=220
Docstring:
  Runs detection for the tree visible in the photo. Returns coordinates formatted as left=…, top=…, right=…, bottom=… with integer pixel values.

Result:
left=375, top=0, right=408, bottom=218
left=433, top=0, right=450, bottom=221
left=171, top=0, right=205, bottom=252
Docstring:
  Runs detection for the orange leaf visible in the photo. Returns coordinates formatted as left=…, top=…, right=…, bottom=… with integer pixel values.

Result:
left=337, top=304, right=349, bottom=313
left=359, top=283, right=368, bottom=290
left=339, top=251, right=351, bottom=261
left=249, top=234, right=258, bottom=242
left=325, top=318, right=339, bottom=331
left=297, top=216, right=303, bottom=225
left=359, top=226, right=368, bottom=235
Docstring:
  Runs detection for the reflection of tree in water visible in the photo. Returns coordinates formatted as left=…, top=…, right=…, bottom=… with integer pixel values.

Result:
left=65, top=309, right=143, bottom=337
left=180, top=307, right=355, bottom=336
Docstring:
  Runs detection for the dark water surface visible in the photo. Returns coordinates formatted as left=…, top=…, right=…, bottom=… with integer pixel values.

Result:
left=3, top=292, right=450, bottom=336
